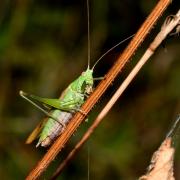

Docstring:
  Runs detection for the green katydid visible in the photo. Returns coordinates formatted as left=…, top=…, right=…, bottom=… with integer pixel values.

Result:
left=20, top=66, right=94, bottom=147
left=20, top=0, right=133, bottom=147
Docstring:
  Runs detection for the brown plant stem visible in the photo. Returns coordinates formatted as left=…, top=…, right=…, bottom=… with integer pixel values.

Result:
left=139, top=137, right=175, bottom=180
left=51, top=9, right=180, bottom=179
left=26, top=0, right=172, bottom=179
left=139, top=115, right=180, bottom=180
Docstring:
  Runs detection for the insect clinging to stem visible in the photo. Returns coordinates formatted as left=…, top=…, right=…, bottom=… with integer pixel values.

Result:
left=20, top=0, right=133, bottom=147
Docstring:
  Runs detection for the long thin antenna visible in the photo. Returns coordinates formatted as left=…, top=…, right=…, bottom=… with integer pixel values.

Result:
left=87, top=0, right=90, bottom=68
left=92, top=34, right=135, bottom=70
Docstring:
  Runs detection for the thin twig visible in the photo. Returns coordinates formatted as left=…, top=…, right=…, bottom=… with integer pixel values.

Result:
left=51, top=9, right=180, bottom=179
left=26, top=0, right=172, bottom=179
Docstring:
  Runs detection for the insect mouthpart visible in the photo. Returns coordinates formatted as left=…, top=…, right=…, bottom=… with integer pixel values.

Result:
left=85, top=85, right=93, bottom=94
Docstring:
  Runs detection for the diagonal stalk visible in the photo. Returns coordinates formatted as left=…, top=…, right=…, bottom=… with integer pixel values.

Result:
left=26, top=0, right=172, bottom=179
left=51, top=9, right=180, bottom=179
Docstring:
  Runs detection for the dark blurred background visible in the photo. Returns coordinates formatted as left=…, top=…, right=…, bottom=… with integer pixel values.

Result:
left=0, top=0, right=179, bottom=179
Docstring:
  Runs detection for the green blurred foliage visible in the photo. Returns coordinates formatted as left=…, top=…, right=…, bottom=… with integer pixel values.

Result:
left=0, top=0, right=179, bottom=179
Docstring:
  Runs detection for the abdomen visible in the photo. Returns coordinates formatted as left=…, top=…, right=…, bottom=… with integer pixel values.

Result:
left=38, top=110, right=73, bottom=147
